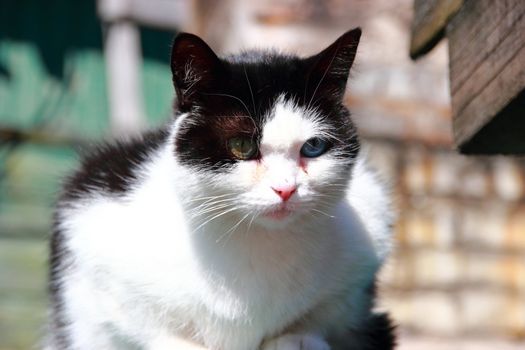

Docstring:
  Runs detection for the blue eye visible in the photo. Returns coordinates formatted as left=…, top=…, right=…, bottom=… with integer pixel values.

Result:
left=300, top=137, right=328, bottom=158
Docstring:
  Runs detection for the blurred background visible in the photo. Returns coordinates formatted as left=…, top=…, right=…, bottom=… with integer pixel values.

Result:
left=0, top=0, right=524, bottom=349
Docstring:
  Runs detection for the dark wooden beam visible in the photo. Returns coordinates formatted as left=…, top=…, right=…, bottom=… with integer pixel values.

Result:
left=459, top=90, right=525, bottom=154
left=410, top=0, right=463, bottom=59
left=448, top=0, right=525, bottom=154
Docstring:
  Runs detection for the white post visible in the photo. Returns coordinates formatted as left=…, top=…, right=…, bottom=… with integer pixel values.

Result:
left=99, top=0, right=145, bottom=136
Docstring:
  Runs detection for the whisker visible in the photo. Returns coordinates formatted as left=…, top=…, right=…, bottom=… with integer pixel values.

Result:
left=190, top=204, right=236, bottom=218
left=191, top=197, right=240, bottom=210
left=185, top=193, right=237, bottom=203
left=216, top=211, right=251, bottom=244
left=246, top=211, right=259, bottom=234
left=243, top=64, right=257, bottom=118
left=192, top=206, right=241, bottom=233
left=203, top=92, right=253, bottom=119
left=310, top=208, right=336, bottom=219
left=189, top=201, right=244, bottom=218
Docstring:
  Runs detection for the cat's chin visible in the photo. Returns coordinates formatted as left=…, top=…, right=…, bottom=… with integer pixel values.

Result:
left=255, top=205, right=301, bottom=228
left=263, top=207, right=293, bottom=220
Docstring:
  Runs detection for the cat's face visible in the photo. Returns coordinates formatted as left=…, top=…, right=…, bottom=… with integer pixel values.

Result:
left=171, top=30, right=361, bottom=228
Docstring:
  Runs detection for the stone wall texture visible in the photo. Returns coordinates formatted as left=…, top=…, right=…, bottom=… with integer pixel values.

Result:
left=203, top=0, right=525, bottom=346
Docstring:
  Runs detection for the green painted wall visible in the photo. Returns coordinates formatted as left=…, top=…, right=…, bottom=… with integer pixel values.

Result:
left=0, top=1, right=177, bottom=348
left=0, top=0, right=176, bottom=235
left=0, top=0, right=110, bottom=138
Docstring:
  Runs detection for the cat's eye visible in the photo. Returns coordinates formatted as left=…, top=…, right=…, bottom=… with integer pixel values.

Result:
left=300, top=137, right=328, bottom=158
left=228, top=137, right=257, bottom=160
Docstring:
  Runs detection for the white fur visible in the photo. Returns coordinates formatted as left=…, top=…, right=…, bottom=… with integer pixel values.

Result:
left=54, top=100, right=392, bottom=350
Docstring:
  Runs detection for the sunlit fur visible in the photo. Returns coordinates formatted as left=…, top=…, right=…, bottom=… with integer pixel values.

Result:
left=47, top=97, right=392, bottom=350
left=48, top=28, right=395, bottom=350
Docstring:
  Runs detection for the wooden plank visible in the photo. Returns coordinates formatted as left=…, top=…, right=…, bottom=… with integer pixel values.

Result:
left=0, top=239, right=47, bottom=350
left=453, top=47, right=525, bottom=153
left=448, top=0, right=525, bottom=152
left=0, top=142, right=77, bottom=237
left=458, top=90, right=525, bottom=154
left=448, top=0, right=522, bottom=94
left=410, top=0, right=463, bottom=59
left=0, top=203, right=51, bottom=239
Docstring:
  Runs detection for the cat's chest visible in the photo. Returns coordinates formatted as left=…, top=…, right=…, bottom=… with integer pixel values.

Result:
left=175, top=230, right=335, bottom=349
left=190, top=227, right=338, bottom=320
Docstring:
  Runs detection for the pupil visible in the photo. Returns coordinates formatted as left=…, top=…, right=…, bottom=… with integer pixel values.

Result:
left=241, top=140, right=249, bottom=152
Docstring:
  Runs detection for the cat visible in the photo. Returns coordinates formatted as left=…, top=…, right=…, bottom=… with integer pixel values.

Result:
left=47, top=28, right=395, bottom=350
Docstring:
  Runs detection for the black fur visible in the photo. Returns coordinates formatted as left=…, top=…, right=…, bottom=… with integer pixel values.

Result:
left=60, top=128, right=169, bottom=202
left=335, top=282, right=397, bottom=349
left=361, top=312, right=397, bottom=350
left=171, top=30, right=362, bottom=172
left=360, top=281, right=397, bottom=349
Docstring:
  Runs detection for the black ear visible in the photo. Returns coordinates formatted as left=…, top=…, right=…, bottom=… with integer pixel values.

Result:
left=171, top=33, right=222, bottom=109
left=304, top=28, right=361, bottom=102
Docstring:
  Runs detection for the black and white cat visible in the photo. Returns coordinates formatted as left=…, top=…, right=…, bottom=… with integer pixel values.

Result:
left=48, top=28, right=395, bottom=350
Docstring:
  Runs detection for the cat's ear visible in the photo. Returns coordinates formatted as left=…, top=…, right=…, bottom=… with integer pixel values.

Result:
left=171, top=33, right=222, bottom=109
left=304, top=28, right=361, bottom=102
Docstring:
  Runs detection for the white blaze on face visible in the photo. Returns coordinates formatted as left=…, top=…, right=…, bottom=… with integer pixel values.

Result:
left=258, top=99, right=317, bottom=193
left=228, top=97, right=348, bottom=222
left=260, top=100, right=319, bottom=153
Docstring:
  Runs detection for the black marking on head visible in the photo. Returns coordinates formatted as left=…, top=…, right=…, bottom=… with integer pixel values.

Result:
left=61, top=128, right=168, bottom=202
left=175, top=114, right=261, bottom=171
left=304, top=28, right=361, bottom=103
left=171, top=29, right=362, bottom=172
left=171, top=33, right=222, bottom=110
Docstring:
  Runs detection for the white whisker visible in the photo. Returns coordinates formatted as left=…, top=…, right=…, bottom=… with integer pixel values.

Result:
left=216, top=211, right=251, bottom=244
left=192, top=206, right=241, bottom=233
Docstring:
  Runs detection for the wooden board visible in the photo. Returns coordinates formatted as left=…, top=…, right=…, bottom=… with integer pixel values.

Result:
left=0, top=142, right=78, bottom=238
left=410, top=0, right=463, bottom=59
left=0, top=239, right=47, bottom=350
left=447, top=0, right=525, bottom=153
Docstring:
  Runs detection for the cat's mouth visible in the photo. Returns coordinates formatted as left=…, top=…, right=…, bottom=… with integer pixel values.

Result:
left=262, top=205, right=293, bottom=220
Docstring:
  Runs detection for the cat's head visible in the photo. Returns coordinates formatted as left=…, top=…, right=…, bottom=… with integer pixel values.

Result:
left=170, top=29, right=361, bottom=229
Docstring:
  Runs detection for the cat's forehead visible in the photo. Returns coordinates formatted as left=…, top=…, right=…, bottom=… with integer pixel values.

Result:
left=261, top=97, right=319, bottom=150
left=218, top=54, right=307, bottom=111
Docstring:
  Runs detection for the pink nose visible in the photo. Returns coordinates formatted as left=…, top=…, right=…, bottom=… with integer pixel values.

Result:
left=271, top=185, right=297, bottom=202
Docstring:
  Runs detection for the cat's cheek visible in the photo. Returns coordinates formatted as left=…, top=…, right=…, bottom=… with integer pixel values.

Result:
left=234, top=160, right=264, bottom=188
left=305, top=158, right=349, bottom=194
left=299, top=158, right=309, bottom=174
left=253, top=160, right=267, bottom=184
left=302, top=158, right=331, bottom=180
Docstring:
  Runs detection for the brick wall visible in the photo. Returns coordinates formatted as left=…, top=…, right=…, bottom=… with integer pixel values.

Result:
left=369, top=141, right=525, bottom=339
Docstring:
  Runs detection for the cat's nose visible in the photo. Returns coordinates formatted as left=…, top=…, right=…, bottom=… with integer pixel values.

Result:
left=271, top=185, right=297, bottom=202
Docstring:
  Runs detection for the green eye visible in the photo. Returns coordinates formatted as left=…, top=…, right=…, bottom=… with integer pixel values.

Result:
left=228, top=137, right=257, bottom=160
